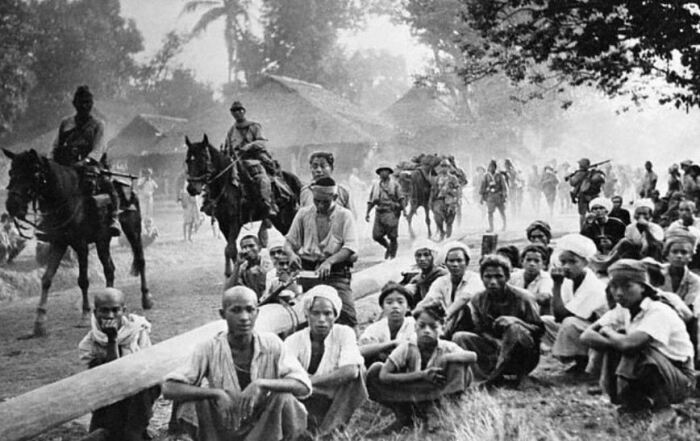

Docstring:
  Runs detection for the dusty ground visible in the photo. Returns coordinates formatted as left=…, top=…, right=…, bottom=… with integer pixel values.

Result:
left=2, top=201, right=698, bottom=440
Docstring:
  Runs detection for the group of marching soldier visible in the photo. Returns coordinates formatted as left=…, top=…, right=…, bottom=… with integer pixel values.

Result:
left=54, top=89, right=700, bottom=441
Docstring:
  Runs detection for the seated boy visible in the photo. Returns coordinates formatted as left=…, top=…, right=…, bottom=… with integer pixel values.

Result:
left=260, top=248, right=302, bottom=305
left=359, top=282, right=416, bottom=366
left=365, top=303, right=476, bottom=435
left=283, top=285, right=367, bottom=436
left=78, top=288, right=159, bottom=441
left=581, top=259, right=696, bottom=412
left=509, top=244, right=553, bottom=313
left=163, top=286, right=311, bottom=441
left=542, top=234, right=608, bottom=372
left=226, top=235, right=273, bottom=297
left=404, top=240, right=448, bottom=308
left=453, top=254, right=544, bottom=387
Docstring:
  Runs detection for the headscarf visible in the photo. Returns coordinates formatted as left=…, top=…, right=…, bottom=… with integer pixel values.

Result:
left=554, top=233, right=597, bottom=261
left=303, top=284, right=342, bottom=317
left=664, top=227, right=697, bottom=255
left=633, top=198, right=654, bottom=215
left=412, top=238, right=438, bottom=256
left=310, top=177, right=338, bottom=199
left=608, top=259, right=652, bottom=289
left=526, top=220, right=552, bottom=242
left=589, top=197, right=612, bottom=213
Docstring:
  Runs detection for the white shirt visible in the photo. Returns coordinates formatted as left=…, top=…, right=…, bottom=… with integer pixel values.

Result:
left=510, top=269, right=553, bottom=304
left=416, top=271, right=484, bottom=311
left=358, top=317, right=416, bottom=345
left=283, top=324, right=364, bottom=378
left=595, top=298, right=694, bottom=362
left=561, top=268, right=608, bottom=320
left=624, top=222, right=664, bottom=247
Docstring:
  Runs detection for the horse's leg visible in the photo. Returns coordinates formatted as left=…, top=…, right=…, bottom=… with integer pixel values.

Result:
left=30, top=242, right=68, bottom=337
left=95, top=240, right=115, bottom=288
left=224, top=221, right=240, bottom=278
left=258, top=221, right=269, bottom=249
left=120, top=210, right=152, bottom=309
left=74, top=242, right=91, bottom=328
left=424, top=203, right=432, bottom=238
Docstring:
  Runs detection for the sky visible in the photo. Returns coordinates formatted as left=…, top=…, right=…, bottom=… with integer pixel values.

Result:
left=119, top=0, right=432, bottom=90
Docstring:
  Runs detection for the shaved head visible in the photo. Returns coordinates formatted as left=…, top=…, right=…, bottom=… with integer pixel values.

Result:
left=222, top=286, right=258, bottom=310
left=94, top=288, right=125, bottom=308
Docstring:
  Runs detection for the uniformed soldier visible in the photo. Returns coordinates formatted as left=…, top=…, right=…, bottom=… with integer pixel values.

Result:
left=366, top=165, right=406, bottom=259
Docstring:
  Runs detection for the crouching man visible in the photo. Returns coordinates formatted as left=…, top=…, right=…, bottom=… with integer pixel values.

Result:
left=581, top=260, right=696, bottom=412
left=365, top=304, right=476, bottom=435
left=78, top=288, right=159, bottom=441
left=163, top=286, right=311, bottom=441
left=283, top=285, right=367, bottom=436
left=453, top=254, right=544, bottom=387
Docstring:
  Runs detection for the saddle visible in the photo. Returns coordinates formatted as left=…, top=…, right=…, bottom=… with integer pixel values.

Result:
left=234, top=159, right=294, bottom=205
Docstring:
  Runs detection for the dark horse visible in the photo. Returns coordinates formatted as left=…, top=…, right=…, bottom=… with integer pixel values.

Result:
left=184, top=135, right=302, bottom=276
left=2, top=149, right=152, bottom=337
left=397, top=167, right=433, bottom=239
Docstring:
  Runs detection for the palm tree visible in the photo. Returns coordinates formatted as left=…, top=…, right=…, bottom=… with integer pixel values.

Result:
left=182, top=0, right=250, bottom=84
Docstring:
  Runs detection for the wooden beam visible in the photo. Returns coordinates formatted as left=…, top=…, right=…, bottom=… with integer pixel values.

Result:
left=0, top=256, right=408, bottom=441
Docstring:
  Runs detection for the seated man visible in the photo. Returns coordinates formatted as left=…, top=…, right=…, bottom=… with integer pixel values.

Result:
left=453, top=255, right=544, bottom=387
left=581, top=260, right=696, bottom=412
left=260, top=248, right=302, bottom=305
left=581, top=197, right=626, bottom=250
left=404, top=239, right=448, bottom=308
left=608, top=195, right=631, bottom=226
left=668, top=200, right=700, bottom=269
left=414, top=241, right=484, bottom=337
left=359, top=282, right=416, bottom=367
left=163, top=286, right=311, bottom=441
left=660, top=228, right=700, bottom=312
left=226, top=235, right=272, bottom=297
left=283, top=285, right=367, bottom=436
left=78, top=288, right=158, bottom=441
left=542, top=234, right=608, bottom=372
left=509, top=244, right=554, bottom=313
left=525, top=220, right=553, bottom=268
left=618, top=199, right=664, bottom=260
left=365, top=303, right=476, bottom=435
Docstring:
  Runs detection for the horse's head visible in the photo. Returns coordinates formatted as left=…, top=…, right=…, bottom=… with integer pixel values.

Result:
left=2, top=149, right=47, bottom=220
left=184, top=135, right=214, bottom=196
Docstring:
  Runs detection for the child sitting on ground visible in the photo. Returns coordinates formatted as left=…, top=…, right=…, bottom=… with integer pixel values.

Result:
left=366, top=303, right=476, bottom=435
left=78, top=288, right=159, bottom=441
left=359, top=282, right=416, bottom=367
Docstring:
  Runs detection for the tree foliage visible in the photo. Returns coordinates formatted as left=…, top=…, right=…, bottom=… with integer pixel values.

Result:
left=0, top=0, right=36, bottom=134
left=462, top=0, right=700, bottom=109
left=25, top=0, right=142, bottom=132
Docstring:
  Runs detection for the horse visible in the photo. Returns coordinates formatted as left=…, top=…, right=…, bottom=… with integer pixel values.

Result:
left=2, top=148, right=152, bottom=337
left=396, top=166, right=432, bottom=239
left=184, top=135, right=302, bottom=276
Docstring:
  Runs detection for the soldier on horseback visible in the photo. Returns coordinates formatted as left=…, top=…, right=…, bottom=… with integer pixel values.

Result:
left=220, top=100, right=278, bottom=225
left=50, top=85, right=120, bottom=238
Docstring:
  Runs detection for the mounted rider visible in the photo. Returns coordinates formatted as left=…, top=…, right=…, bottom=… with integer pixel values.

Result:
left=221, top=100, right=278, bottom=224
left=50, top=85, right=120, bottom=237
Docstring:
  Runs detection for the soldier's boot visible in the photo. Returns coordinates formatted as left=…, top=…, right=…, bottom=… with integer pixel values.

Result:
left=257, top=175, right=278, bottom=219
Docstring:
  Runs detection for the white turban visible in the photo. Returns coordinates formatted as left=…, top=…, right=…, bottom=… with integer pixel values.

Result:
left=633, top=198, right=655, bottom=213
left=554, top=233, right=597, bottom=261
left=267, top=236, right=286, bottom=251
left=436, top=241, right=471, bottom=265
left=589, top=197, right=612, bottom=213
left=412, top=238, right=438, bottom=256
left=303, top=285, right=342, bottom=317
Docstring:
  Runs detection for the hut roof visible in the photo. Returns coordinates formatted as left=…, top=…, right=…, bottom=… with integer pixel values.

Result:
left=108, top=114, right=189, bottom=158
left=8, top=100, right=157, bottom=155
left=184, top=75, right=393, bottom=150
left=381, top=86, right=457, bottom=129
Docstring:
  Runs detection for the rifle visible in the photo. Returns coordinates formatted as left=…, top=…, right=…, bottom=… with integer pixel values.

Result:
left=101, top=170, right=138, bottom=180
left=564, top=159, right=611, bottom=182
left=258, top=274, right=300, bottom=307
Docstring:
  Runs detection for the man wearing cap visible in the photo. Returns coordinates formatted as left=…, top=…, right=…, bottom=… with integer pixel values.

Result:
left=581, top=259, right=696, bottom=412
left=479, top=160, right=508, bottom=232
left=432, top=158, right=462, bottom=240
left=405, top=239, right=448, bottom=307
left=580, top=197, right=626, bottom=250
left=222, top=100, right=278, bottom=222
left=366, top=165, right=405, bottom=259
left=568, top=158, right=606, bottom=226
left=285, top=177, right=359, bottom=327
left=299, top=152, right=354, bottom=212
left=51, top=85, right=120, bottom=237
left=163, top=286, right=311, bottom=441
left=542, top=234, right=608, bottom=372
left=283, top=285, right=367, bottom=436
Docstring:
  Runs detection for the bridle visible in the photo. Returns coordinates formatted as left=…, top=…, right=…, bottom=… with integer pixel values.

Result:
left=186, top=143, right=235, bottom=187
